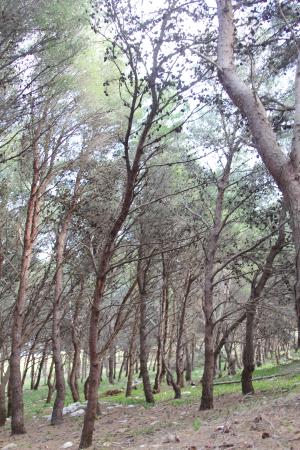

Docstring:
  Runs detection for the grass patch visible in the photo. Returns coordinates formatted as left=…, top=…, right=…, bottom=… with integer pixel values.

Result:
left=22, top=359, right=300, bottom=419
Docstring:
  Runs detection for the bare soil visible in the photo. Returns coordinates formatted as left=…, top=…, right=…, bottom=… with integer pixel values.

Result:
left=1, top=389, right=300, bottom=450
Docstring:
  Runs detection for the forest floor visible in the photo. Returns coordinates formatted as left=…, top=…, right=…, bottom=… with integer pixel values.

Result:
left=1, top=361, right=300, bottom=450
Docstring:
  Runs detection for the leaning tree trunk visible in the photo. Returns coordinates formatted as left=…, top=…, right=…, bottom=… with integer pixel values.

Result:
left=216, top=0, right=300, bottom=346
left=33, top=342, right=48, bottom=390
left=10, top=155, right=41, bottom=434
left=69, top=341, right=81, bottom=402
left=241, top=216, right=285, bottom=394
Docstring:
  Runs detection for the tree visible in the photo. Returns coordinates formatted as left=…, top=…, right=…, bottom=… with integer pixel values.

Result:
left=216, top=0, right=300, bottom=345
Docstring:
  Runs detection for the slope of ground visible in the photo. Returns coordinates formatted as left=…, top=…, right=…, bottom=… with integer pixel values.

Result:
left=1, top=361, right=300, bottom=449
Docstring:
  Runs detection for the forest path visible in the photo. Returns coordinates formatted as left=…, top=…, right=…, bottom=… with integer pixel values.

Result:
left=1, top=383, right=300, bottom=450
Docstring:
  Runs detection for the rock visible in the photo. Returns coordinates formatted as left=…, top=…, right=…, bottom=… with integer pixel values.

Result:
left=43, top=415, right=51, bottom=421
left=250, top=415, right=271, bottom=432
left=62, top=402, right=82, bottom=415
left=162, top=433, right=180, bottom=443
left=2, top=444, right=17, bottom=450
left=262, top=431, right=271, bottom=439
left=216, top=424, right=231, bottom=433
left=60, top=443, right=74, bottom=449
left=70, top=409, right=85, bottom=417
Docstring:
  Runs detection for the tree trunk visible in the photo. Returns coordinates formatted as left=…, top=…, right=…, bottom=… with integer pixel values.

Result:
left=185, top=344, right=192, bottom=382
left=138, top=245, right=154, bottom=404
left=69, top=342, right=81, bottom=402
left=30, top=354, right=35, bottom=390
left=200, top=321, right=215, bottom=410
left=118, top=352, right=126, bottom=382
left=0, top=368, right=9, bottom=426
left=241, top=302, right=256, bottom=395
left=216, top=0, right=300, bottom=348
left=46, top=359, right=55, bottom=404
left=108, top=353, right=114, bottom=385
left=153, top=338, right=162, bottom=393
left=34, top=343, right=48, bottom=390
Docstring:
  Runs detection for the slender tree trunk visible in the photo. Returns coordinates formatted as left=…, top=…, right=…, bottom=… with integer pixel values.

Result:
left=46, top=359, right=55, bottom=404
left=0, top=368, right=9, bottom=426
left=200, top=149, right=234, bottom=411
left=137, top=245, right=154, bottom=404
left=30, top=354, right=35, bottom=390
left=153, top=337, right=162, bottom=393
left=118, top=352, right=126, bottom=382
left=185, top=344, right=192, bottom=383
left=21, top=350, right=32, bottom=387
left=241, top=302, right=256, bottom=395
left=69, top=342, right=81, bottom=402
left=108, top=353, right=114, bottom=385
left=200, top=321, right=215, bottom=410
left=10, top=155, right=41, bottom=434
left=126, top=315, right=138, bottom=397
left=79, top=69, right=158, bottom=447
left=51, top=250, right=66, bottom=425
left=34, top=342, right=48, bottom=390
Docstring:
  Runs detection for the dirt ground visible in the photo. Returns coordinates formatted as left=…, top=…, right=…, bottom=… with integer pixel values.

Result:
left=1, top=390, right=300, bottom=450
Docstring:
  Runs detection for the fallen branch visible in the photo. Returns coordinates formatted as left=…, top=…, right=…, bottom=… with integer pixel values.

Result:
left=212, top=371, right=299, bottom=386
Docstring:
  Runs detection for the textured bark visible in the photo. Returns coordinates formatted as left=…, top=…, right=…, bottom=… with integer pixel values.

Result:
left=30, top=354, right=35, bottom=390
left=51, top=176, right=80, bottom=425
left=34, top=342, right=48, bottom=390
left=200, top=148, right=234, bottom=411
left=46, top=359, right=55, bottom=404
left=153, top=255, right=170, bottom=393
left=50, top=227, right=67, bottom=426
left=118, top=352, right=126, bottom=382
left=241, top=302, right=256, bottom=395
left=10, top=152, right=41, bottom=434
left=108, top=353, right=115, bottom=385
left=200, top=322, right=215, bottom=410
left=69, top=342, right=81, bottom=402
left=185, top=344, right=192, bottom=382
left=79, top=23, right=161, bottom=445
left=137, top=243, right=155, bottom=404
left=241, top=220, right=285, bottom=395
left=216, top=0, right=300, bottom=345
left=126, top=315, right=138, bottom=397
left=0, top=368, right=9, bottom=426
left=176, top=274, right=192, bottom=389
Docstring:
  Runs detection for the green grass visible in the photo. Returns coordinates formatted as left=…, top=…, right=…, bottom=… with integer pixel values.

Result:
left=23, top=358, right=300, bottom=418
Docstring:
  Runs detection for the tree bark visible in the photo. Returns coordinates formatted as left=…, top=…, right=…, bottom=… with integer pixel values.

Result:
left=216, top=0, right=300, bottom=346
left=0, top=368, right=9, bottom=426
left=34, top=342, right=48, bottom=390
left=241, top=215, right=285, bottom=394
left=46, top=359, right=55, bottom=404
left=10, top=151, right=41, bottom=434
left=241, top=302, right=256, bottom=395
left=108, top=352, right=115, bottom=385
left=137, top=243, right=155, bottom=404
left=200, top=148, right=234, bottom=411
left=69, top=342, right=81, bottom=402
